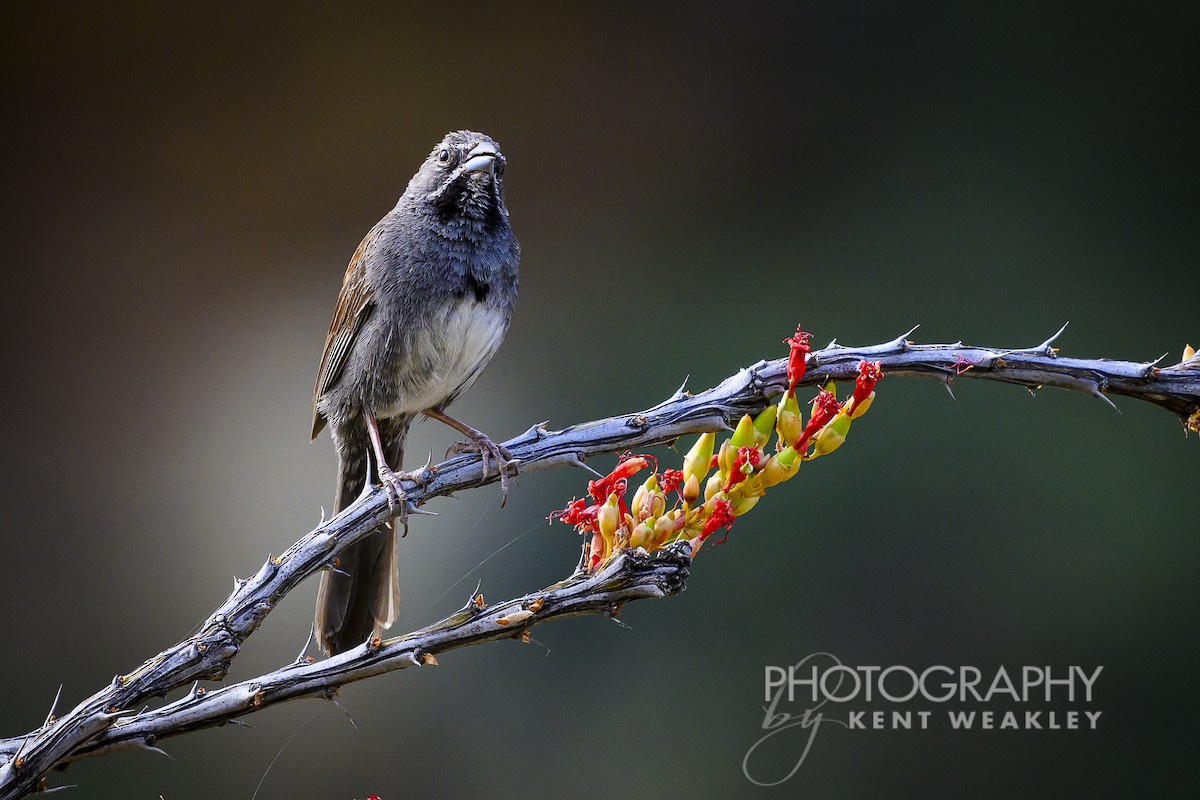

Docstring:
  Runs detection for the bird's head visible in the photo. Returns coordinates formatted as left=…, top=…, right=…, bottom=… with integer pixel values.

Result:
left=407, top=130, right=509, bottom=232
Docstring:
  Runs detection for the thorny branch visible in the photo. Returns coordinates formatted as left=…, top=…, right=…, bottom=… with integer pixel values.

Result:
left=38, top=544, right=691, bottom=769
left=1, top=326, right=1196, bottom=797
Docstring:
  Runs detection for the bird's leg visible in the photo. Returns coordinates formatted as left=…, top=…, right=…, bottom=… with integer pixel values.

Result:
left=364, top=407, right=407, bottom=517
left=423, top=408, right=515, bottom=504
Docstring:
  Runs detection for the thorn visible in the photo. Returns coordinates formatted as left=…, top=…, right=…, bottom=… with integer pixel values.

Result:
left=608, top=614, right=632, bottom=630
left=942, top=380, right=957, bottom=400
left=1092, top=384, right=1120, bottom=413
left=43, top=684, right=63, bottom=728
left=576, top=541, right=590, bottom=575
left=295, top=624, right=315, bottom=664
left=893, top=324, right=920, bottom=348
left=529, top=634, right=552, bottom=656
left=464, top=579, right=484, bottom=611
left=140, top=742, right=175, bottom=760
left=329, top=696, right=359, bottom=731
left=405, top=502, right=438, bottom=517
left=10, top=734, right=27, bottom=766
left=824, top=338, right=838, bottom=349
left=521, top=419, right=552, bottom=441
left=1143, top=353, right=1170, bottom=378
left=319, top=506, right=327, bottom=525
left=328, top=566, right=352, bottom=579
left=404, top=652, right=422, bottom=666
left=41, top=784, right=80, bottom=794
left=566, top=453, right=604, bottom=478
left=358, top=449, right=376, bottom=502
left=1034, top=321, right=1070, bottom=353
left=674, top=375, right=690, bottom=398
left=225, top=718, right=256, bottom=729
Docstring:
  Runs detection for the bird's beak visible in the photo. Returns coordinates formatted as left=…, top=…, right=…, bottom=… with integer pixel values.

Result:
left=461, top=142, right=498, bottom=175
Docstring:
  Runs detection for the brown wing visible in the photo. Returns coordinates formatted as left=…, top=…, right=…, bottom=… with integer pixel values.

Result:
left=310, top=231, right=377, bottom=440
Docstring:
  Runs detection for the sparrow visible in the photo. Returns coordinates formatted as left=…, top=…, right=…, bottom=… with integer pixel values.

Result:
left=310, top=130, right=519, bottom=656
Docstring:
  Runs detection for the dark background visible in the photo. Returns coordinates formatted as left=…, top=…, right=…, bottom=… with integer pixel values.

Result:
left=2, top=3, right=1196, bottom=798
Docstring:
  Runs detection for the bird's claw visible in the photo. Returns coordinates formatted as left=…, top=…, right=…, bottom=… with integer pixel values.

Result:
left=376, top=462, right=405, bottom=513
left=447, top=434, right=517, bottom=506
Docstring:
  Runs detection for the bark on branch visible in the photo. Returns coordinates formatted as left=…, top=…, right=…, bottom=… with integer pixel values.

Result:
left=1, top=326, right=1195, bottom=797
left=47, top=544, right=690, bottom=768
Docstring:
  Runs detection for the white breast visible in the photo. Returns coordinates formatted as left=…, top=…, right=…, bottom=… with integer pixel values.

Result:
left=392, top=300, right=508, bottom=414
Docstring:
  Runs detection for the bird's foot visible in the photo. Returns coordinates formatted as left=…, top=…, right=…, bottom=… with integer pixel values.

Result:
left=447, top=433, right=517, bottom=505
left=377, top=462, right=411, bottom=532
left=374, top=462, right=408, bottom=513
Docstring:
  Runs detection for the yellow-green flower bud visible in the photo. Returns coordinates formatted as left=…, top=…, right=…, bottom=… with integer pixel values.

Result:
left=731, top=495, right=760, bottom=515
left=730, top=414, right=757, bottom=448
left=683, top=473, right=700, bottom=504
left=829, top=411, right=852, bottom=437
left=777, top=389, right=801, bottom=415
left=808, top=424, right=845, bottom=458
left=630, top=484, right=648, bottom=519
left=753, top=405, right=777, bottom=447
left=776, top=392, right=803, bottom=446
left=761, top=446, right=801, bottom=487
left=653, top=513, right=675, bottom=543
left=717, top=439, right=732, bottom=474
left=630, top=521, right=654, bottom=550
left=597, top=494, right=620, bottom=544
left=704, top=472, right=723, bottom=502
left=682, top=432, right=715, bottom=487
left=849, top=390, right=875, bottom=419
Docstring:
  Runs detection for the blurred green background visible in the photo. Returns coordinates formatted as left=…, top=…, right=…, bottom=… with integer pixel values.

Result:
left=2, top=2, right=1196, bottom=798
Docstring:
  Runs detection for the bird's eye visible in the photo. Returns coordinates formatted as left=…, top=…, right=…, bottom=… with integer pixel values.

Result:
left=437, top=148, right=451, bottom=164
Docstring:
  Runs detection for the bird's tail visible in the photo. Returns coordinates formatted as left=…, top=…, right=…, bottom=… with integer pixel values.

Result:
left=314, top=416, right=408, bottom=655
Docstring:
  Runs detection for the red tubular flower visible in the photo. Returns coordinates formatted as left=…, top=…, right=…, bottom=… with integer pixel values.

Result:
left=698, top=498, right=736, bottom=546
left=793, top=388, right=842, bottom=452
left=851, top=360, right=883, bottom=408
left=723, top=446, right=761, bottom=491
left=784, top=325, right=813, bottom=395
left=588, top=531, right=605, bottom=571
left=587, top=454, right=652, bottom=503
left=659, top=468, right=684, bottom=494
left=550, top=498, right=599, bottom=531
